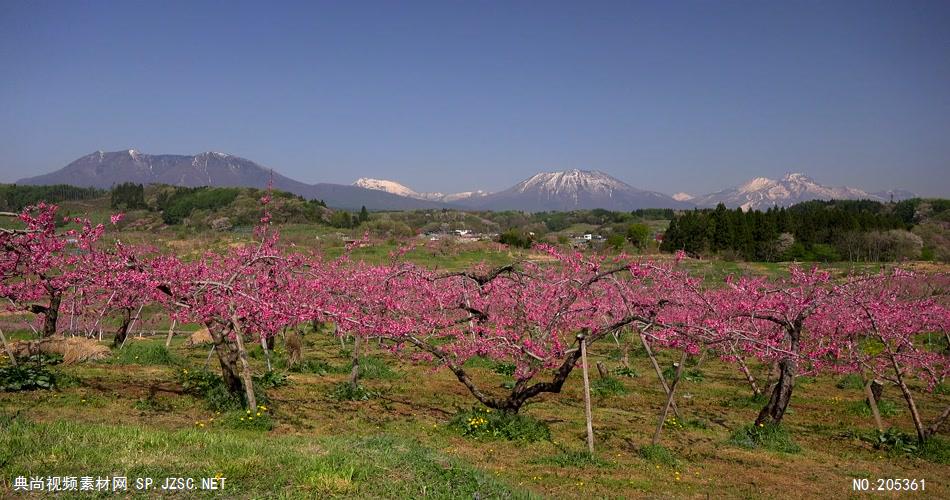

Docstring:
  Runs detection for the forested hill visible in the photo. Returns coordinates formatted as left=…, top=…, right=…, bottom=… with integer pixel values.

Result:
left=661, top=199, right=949, bottom=262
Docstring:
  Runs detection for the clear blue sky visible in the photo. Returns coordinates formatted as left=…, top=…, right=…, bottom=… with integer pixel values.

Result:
left=1, top=0, right=948, bottom=196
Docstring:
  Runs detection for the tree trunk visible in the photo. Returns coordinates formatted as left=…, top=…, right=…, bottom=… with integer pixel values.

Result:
left=42, top=292, right=62, bottom=337
left=596, top=361, right=609, bottom=379
left=113, top=308, right=133, bottom=348
left=286, top=329, right=302, bottom=369
left=926, top=405, right=950, bottom=439
left=653, top=351, right=688, bottom=445
left=230, top=314, right=257, bottom=410
left=349, top=335, right=361, bottom=390
left=208, top=323, right=244, bottom=396
left=755, top=333, right=799, bottom=426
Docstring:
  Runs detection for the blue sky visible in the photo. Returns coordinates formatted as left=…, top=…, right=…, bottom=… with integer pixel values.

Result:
left=1, top=0, right=948, bottom=196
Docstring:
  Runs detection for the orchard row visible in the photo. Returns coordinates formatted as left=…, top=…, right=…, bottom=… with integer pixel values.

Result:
left=2, top=200, right=948, bottom=445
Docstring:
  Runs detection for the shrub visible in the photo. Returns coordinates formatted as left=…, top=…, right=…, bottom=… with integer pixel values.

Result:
left=113, top=342, right=178, bottom=366
left=254, top=370, right=289, bottom=389
left=0, top=354, right=63, bottom=392
left=613, top=366, right=639, bottom=378
left=449, top=407, right=550, bottom=442
left=175, top=368, right=265, bottom=411
left=0, top=361, right=57, bottom=392
left=638, top=444, right=678, bottom=467
left=861, top=428, right=918, bottom=456
left=729, top=423, right=801, bottom=453
left=591, top=377, right=628, bottom=397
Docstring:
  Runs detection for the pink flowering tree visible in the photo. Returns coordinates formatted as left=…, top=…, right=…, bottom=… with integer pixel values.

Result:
left=153, top=195, right=308, bottom=408
left=339, top=245, right=702, bottom=413
left=716, top=267, right=838, bottom=426
left=832, top=270, right=950, bottom=443
left=0, top=204, right=109, bottom=337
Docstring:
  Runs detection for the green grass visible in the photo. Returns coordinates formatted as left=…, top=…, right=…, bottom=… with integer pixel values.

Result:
left=638, top=444, right=678, bottom=467
left=918, top=437, right=950, bottom=464
left=846, top=398, right=903, bottom=417
left=835, top=374, right=864, bottom=390
left=590, top=377, right=628, bottom=398
left=531, top=450, right=612, bottom=468
left=112, top=342, right=179, bottom=366
left=728, top=423, right=801, bottom=454
left=0, top=416, right=524, bottom=498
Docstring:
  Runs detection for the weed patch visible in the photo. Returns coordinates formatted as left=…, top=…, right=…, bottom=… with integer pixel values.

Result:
left=591, top=377, right=627, bottom=397
left=0, top=355, right=60, bottom=391
left=638, top=444, right=678, bottom=467
left=450, top=407, right=550, bottom=442
left=330, top=382, right=378, bottom=401
left=729, top=423, right=801, bottom=453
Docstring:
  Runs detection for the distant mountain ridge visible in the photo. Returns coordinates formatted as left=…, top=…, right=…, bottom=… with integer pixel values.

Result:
left=16, top=150, right=917, bottom=212
left=16, top=150, right=451, bottom=211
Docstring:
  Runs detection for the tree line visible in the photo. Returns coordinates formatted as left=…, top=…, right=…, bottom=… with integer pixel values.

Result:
left=0, top=184, right=105, bottom=212
left=661, top=199, right=947, bottom=262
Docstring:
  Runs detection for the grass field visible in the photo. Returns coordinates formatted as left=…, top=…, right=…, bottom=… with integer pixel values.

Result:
left=2, top=327, right=947, bottom=498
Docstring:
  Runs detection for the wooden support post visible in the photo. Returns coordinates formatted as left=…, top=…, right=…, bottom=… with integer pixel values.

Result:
left=580, top=334, right=594, bottom=454
left=0, top=327, right=17, bottom=367
left=653, top=351, right=688, bottom=446
left=165, top=319, right=177, bottom=348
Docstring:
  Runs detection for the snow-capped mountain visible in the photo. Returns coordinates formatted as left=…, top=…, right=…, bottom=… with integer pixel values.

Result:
left=353, top=177, right=444, bottom=201
left=352, top=177, right=489, bottom=203
left=689, top=173, right=913, bottom=210
left=459, top=169, right=688, bottom=211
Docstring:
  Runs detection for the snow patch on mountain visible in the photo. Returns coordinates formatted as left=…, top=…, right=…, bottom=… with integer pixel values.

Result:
left=672, top=192, right=694, bottom=202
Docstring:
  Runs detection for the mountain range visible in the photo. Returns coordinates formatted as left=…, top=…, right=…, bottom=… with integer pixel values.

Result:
left=15, top=150, right=916, bottom=212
